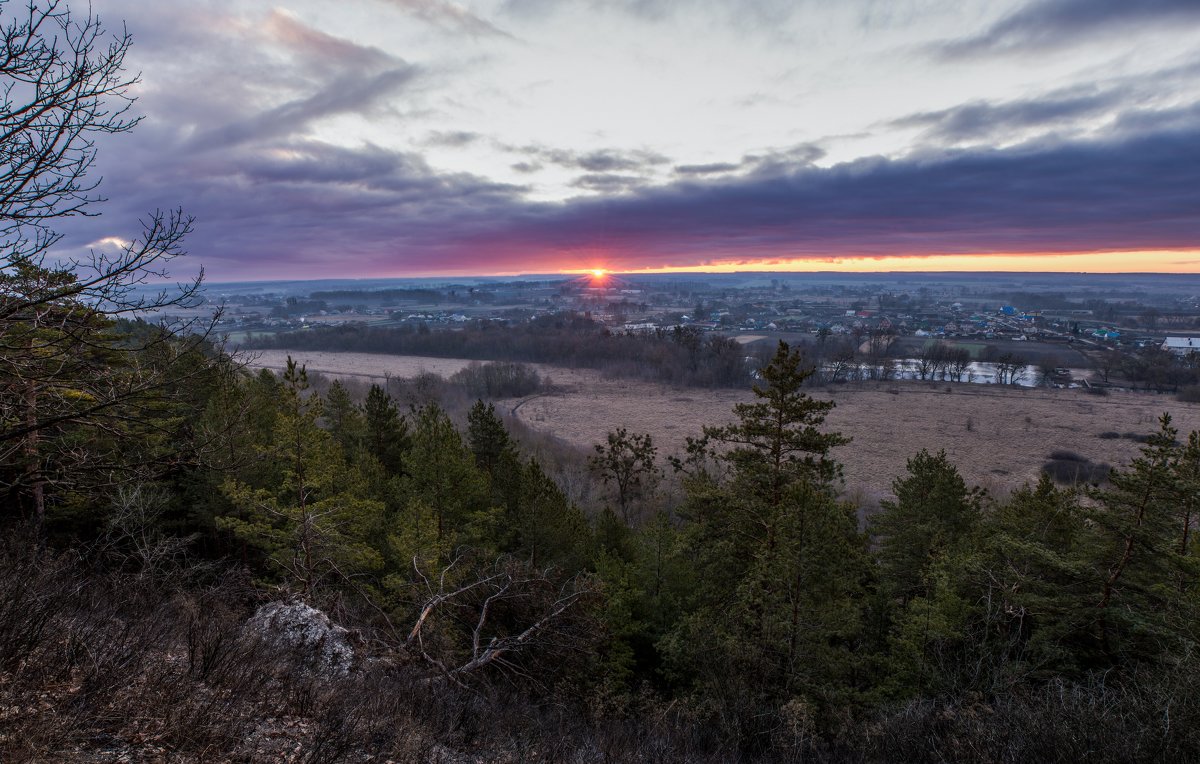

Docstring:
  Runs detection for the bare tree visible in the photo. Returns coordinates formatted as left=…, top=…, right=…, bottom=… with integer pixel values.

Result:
left=994, top=353, right=1028, bottom=386
left=1037, top=355, right=1061, bottom=387
left=828, top=343, right=857, bottom=383
left=864, top=330, right=896, bottom=380
left=590, top=427, right=659, bottom=525
left=0, top=0, right=138, bottom=253
left=0, top=1, right=220, bottom=525
left=1096, top=350, right=1119, bottom=383
left=405, top=554, right=597, bottom=686
left=914, top=347, right=934, bottom=381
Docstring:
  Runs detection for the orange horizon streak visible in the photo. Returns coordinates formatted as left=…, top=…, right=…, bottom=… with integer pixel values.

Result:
left=554, top=249, right=1200, bottom=276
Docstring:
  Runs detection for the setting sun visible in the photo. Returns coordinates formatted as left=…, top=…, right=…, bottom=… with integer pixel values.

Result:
left=590, top=268, right=608, bottom=278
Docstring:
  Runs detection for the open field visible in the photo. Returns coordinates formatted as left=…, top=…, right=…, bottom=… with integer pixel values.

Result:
left=246, top=345, right=573, bottom=381
left=251, top=349, right=1200, bottom=503
left=517, top=380, right=1200, bottom=503
left=246, top=349, right=477, bottom=380
left=245, top=349, right=591, bottom=387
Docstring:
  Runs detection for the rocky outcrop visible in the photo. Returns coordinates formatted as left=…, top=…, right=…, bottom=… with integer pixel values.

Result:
left=243, top=600, right=355, bottom=676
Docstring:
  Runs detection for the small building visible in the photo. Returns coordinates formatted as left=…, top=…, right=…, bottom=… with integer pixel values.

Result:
left=1162, top=337, right=1200, bottom=355
left=622, top=322, right=658, bottom=333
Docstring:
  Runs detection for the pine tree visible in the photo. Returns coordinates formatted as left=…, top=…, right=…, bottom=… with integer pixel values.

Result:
left=324, top=379, right=366, bottom=455
left=871, top=449, right=983, bottom=605
left=1171, top=430, right=1200, bottom=560
left=514, top=458, right=589, bottom=570
left=393, top=404, right=494, bottom=565
left=466, top=399, right=524, bottom=550
left=219, top=358, right=383, bottom=599
left=667, top=341, right=869, bottom=721
left=1087, top=414, right=1195, bottom=663
left=466, top=400, right=514, bottom=475
left=974, top=474, right=1093, bottom=680
left=0, top=2, right=215, bottom=532
left=364, top=384, right=408, bottom=474
left=703, top=341, right=849, bottom=502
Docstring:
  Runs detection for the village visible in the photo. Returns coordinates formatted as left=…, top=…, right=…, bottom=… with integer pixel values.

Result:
left=173, top=271, right=1200, bottom=391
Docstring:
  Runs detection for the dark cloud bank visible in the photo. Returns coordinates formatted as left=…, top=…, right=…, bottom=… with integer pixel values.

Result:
left=73, top=121, right=1200, bottom=277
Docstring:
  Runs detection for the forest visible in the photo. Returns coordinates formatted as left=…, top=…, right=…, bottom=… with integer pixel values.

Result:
left=4, top=2, right=1200, bottom=760
left=7, top=322, right=1200, bottom=760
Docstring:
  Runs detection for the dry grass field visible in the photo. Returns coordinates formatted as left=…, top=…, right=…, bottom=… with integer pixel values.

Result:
left=518, top=379, right=1200, bottom=504
left=245, top=349, right=594, bottom=387
left=251, top=349, right=1200, bottom=504
left=246, top=349, right=482, bottom=380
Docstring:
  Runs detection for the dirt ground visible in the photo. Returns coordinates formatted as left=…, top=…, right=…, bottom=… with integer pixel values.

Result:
left=251, top=349, right=1200, bottom=504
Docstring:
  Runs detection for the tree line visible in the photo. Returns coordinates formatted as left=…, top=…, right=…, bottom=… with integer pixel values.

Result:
left=246, top=320, right=757, bottom=388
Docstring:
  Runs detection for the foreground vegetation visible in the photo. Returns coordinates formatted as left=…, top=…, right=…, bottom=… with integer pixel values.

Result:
left=8, top=329, right=1200, bottom=760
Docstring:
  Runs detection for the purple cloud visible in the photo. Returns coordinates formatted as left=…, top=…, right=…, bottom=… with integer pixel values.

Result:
left=938, top=0, right=1200, bottom=56
left=60, top=119, right=1200, bottom=279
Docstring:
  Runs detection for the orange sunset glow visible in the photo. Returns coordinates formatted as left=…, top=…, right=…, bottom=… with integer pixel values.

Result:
left=557, top=250, right=1200, bottom=277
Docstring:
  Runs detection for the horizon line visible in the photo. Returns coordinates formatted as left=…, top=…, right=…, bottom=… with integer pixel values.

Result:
left=201, top=269, right=1200, bottom=286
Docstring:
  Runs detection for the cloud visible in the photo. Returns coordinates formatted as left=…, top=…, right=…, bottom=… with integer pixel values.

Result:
left=938, top=0, right=1200, bottom=56
left=87, top=236, right=133, bottom=250
left=674, top=162, right=741, bottom=175
left=50, top=0, right=1200, bottom=279
left=188, top=66, right=419, bottom=151
left=64, top=123, right=1200, bottom=278
left=110, top=9, right=423, bottom=154
left=423, top=130, right=482, bottom=147
left=442, top=126, right=1200, bottom=271
left=888, top=56, right=1200, bottom=146
left=376, top=0, right=514, bottom=38
left=740, top=144, right=826, bottom=173
left=669, top=143, right=825, bottom=180
left=1110, top=101, right=1200, bottom=137
left=263, top=10, right=397, bottom=73
left=890, top=86, right=1124, bottom=143
left=500, top=0, right=804, bottom=29
left=502, top=144, right=670, bottom=173
left=74, top=135, right=527, bottom=278
left=234, top=142, right=429, bottom=186
left=500, top=0, right=672, bottom=22
left=568, top=173, right=646, bottom=192
left=575, top=149, right=669, bottom=172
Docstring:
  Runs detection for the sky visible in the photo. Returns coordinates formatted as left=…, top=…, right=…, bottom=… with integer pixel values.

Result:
left=51, top=0, right=1200, bottom=279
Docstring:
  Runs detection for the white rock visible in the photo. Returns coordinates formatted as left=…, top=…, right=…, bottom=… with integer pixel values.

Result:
left=244, top=601, right=355, bottom=676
